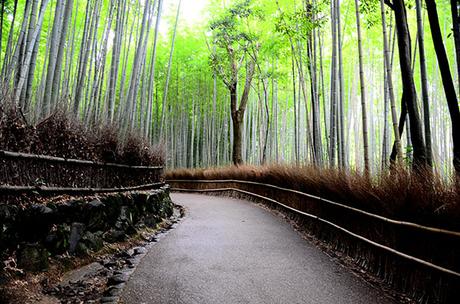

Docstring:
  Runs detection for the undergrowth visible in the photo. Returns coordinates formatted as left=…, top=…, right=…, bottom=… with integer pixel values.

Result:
left=0, top=102, right=164, bottom=166
left=167, top=165, right=460, bottom=229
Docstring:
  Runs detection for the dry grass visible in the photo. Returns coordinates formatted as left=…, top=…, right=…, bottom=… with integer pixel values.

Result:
left=167, top=165, right=460, bottom=229
left=0, top=102, right=37, bottom=153
left=0, top=102, right=164, bottom=166
left=121, top=131, right=165, bottom=166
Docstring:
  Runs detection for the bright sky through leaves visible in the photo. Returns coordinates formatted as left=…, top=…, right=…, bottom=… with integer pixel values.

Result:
left=181, top=0, right=210, bottom=24
left=160, top=0, right=210, bottom=36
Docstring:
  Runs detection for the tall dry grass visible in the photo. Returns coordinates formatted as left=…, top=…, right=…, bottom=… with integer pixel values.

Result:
left=167, top=165, right=460, bottom=230
left=0, top=102, right=164, bottom=166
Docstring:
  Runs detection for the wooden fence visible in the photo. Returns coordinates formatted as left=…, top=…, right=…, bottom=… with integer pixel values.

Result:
left=0, top=150, right=164, bottom=194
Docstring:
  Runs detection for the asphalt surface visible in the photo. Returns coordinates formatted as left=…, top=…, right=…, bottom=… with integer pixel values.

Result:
left=121, top=193, right=394, bottom=304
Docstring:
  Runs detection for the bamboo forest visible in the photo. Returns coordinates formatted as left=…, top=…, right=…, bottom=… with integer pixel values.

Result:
left=1, top=0, right=460, bottom=303
left=0, top=0, right=457, bottom=175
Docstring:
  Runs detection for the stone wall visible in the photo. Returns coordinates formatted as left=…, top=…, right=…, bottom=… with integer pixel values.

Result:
left=0, top=186, right=173, bottom=271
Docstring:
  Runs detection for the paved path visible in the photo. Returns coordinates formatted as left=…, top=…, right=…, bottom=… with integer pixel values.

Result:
left=121, top=193, right=393, bottom=304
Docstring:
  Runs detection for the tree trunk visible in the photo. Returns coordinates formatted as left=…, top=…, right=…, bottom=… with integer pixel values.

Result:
left=290, top=44, right=299, bottom=165
left=160, top=0, right=181, bottom=137
left=318, top=28, right=328, bottom=155
left=42, top=0, right=64, bottom=116
left=20, top=0, right=39, bottom=109
left=145, top=0, right=163, bottom=139
left=231, top=59, right=256, bottom=165
left=329, top=0, right=338, bottom=167
left=14, top=0, right=50, bottom=104
left=354, top=0, right=369, bottom=174
left=391, top=0, right=426, bottom=168
left=261, top=77, right=270, bottom=165
left=125, top=0, right=152, bottom=129
left=231, top=109, right=243, bottom=166
left=294, top=38, right=313, bottom=164
left=16, top=1, right=31, bottom=82
left=307, top=27, right=322, bottom=165
left=380, top=0, right=402, bottom=164
left=73, top=0, right=97, bottom=114
left=309, top=0, right=323, bottom=166
left=107, top=0, right=125, bottom=122
left=336, top=0, right=346, bottom=169
left=7, top=0, right=31, bottom=89
left=451, top=0, right=460, bottom=92
left=382, top=60, right=390, bottom=169
left=1, top=0, right=18, bottom=79
left=425, top=0, right=460, bottom=177
left=0, top=0, right=4, bottom=79
left=211, top=69, right=217, bottom=164
left=50, top=0, right=74, bottom=109
left=390, top=93, right=407, bottom=162
left=415, top=0, right=433, bottom=167
left=82, top=0, right=102, bottom=123
left=116, top=2, right=134, bottom=122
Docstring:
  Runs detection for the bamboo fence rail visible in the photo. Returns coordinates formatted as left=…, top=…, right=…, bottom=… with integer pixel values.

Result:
left=0, top=150, right=164, bottom=193
left=168, top=179, right=460, bottom=275
left=168, top=179, right=460, bottom=237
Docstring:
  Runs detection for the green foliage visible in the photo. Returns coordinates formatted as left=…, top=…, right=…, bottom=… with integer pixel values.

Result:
left=209, top=0, right=262, bottom=85
left=0, top=0, right=457, bottom=173
left=404, top=145, right=414, bottom=166
left=359, top=0, right=381, bottom=28
left=274, top=8, right=321, bottom=40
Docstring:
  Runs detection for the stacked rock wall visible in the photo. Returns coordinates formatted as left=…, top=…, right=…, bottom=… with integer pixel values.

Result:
left=0, top=185, right=173, bottom=271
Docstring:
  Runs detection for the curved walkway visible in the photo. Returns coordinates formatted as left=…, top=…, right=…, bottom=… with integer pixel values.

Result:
left=121, top=193, right=394, bottom=304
